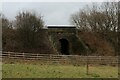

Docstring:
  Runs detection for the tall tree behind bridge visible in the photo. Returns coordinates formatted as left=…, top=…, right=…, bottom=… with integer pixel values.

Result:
left=71, top=2, right=118, bottom=32
left=15, top=11, right=44, bottom=49
left=71, top=2, right=118, bottom=55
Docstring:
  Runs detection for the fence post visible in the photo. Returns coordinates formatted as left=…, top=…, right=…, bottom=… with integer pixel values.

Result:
left=23, top=52, right=25, bottom=60
left=86, top=55, right=89, bottom=75
left=8, top=52, right=10, bottom=58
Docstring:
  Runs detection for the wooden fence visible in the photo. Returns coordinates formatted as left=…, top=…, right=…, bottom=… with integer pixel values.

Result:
left=1, top=51, right=119, bottom=65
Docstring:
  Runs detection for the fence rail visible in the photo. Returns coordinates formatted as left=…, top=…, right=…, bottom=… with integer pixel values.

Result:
left=1, top=51, right=119, bottom=65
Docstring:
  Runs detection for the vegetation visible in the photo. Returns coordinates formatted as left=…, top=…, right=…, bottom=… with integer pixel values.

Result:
left=71, top=2, right=119, bottom=56
left=71, top=2, right=118, bottom=32
left=78, top=31, right=115, bottom=56
left=2, top=11, right=55, bottom=53
left=118, top=1, right=120, bottom=56
left=15, top=12, right=44, bottom=48
left=2, top=63, right=118, bottom=78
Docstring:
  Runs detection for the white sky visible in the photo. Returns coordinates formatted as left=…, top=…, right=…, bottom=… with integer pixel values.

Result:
left=1, top=0, right=119, bottom=25
left=2, top=2, right=91, bottom=25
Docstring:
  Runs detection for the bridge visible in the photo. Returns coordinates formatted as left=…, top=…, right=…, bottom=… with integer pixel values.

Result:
left=47, top=25, right=87, bottom=55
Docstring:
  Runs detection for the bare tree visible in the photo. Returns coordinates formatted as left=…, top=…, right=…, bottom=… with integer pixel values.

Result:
left=2, top=15, right=16, bottom=51
left=0, top=13, right=2, bottom=51
left=71, top=2, right=118, bottom=32
left=15, top=11, right=44, bottom=48
left=71, top=2, right=118, bottom=56
left=118, top=1, right=120, bottom=56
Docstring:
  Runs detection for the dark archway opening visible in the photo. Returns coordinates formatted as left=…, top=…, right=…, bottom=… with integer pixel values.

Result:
left=59, top=39, right=69, bottom=55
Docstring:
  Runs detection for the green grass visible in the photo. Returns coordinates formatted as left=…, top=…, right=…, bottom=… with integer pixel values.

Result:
left=2, top=63, right=118, bottom=78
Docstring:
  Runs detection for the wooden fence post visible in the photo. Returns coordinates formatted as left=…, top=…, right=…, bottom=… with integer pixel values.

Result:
left=86, top=55, right=89, bottom=75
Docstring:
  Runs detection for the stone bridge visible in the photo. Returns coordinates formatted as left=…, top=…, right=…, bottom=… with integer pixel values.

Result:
left=47, top=25, right=87, bottom=55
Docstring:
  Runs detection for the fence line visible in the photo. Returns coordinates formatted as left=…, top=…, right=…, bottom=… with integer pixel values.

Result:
left=1, top=51, right=119, bottom=65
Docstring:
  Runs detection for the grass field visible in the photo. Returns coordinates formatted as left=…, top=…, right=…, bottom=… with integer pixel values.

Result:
left=2, top=63, right=118, bottom=78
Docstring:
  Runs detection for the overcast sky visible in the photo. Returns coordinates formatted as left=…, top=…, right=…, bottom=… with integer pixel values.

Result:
left=2, top=2, right=96, bottom=25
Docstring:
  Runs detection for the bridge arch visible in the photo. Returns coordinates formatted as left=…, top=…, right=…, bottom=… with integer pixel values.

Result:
left=59, top=38, right=69, bottom=55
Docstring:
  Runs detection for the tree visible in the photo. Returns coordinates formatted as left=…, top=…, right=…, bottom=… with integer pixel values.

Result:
left=2, top=12, right=55, bottom=53
left=2, top=16, right=10, bottom=47
left=71, top=2, right=118, bottom=32
left=15, top=11, right=44, bottom=49
left=71, top=2, right=118, bottom=56
left=118, top=1, right=120, bottom=56
left=0, top=13, right=2, bottom=51
left=2, top=15, right=16, bottom=51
